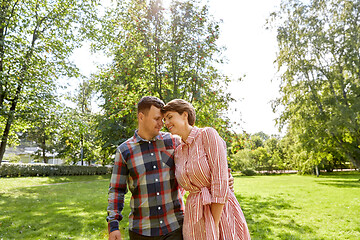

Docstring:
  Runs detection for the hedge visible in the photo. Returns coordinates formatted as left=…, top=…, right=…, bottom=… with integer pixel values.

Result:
left=0, top=163, right=112, bottom=177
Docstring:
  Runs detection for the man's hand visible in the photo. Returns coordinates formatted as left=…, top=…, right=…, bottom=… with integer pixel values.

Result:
left=228, top=168, right=234, bottom=192
left=109, top=230, right=122, bottom=240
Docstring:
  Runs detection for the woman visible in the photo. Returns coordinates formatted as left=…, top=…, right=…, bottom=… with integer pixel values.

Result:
left=162, top=99, right=250, bottom=240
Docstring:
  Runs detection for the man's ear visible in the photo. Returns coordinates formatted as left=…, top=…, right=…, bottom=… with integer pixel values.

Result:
left=138, top=112, right=144, bottom=121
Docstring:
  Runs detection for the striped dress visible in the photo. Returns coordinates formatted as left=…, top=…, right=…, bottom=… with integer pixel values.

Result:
left=175, top=127, right=250, bottom=240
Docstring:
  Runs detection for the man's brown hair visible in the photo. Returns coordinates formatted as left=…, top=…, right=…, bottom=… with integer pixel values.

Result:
left=161, top=99, right=196, bottom=126
left=137, top=96, right=165, bottom=114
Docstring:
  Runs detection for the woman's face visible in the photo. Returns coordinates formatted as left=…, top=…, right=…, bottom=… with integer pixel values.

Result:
left=163, top=111, right=188, bottom=136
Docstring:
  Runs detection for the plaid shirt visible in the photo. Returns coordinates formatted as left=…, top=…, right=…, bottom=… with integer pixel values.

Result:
left=107, top=130, right=184, bottom=236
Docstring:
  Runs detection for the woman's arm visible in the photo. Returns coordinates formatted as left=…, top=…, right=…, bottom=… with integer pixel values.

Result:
left=201, top=127, right=229, bottom=227
left=211, top=203, right=225, bottom=227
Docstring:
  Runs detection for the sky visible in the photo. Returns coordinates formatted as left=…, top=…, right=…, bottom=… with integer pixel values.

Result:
left=206, top=0, right=283, bottom=136
left=73, top=0, right=284, bottom=136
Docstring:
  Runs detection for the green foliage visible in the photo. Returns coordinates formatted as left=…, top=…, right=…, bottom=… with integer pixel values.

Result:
left=3, top=153, right=21, bottom=163
left=58, top=79, right=100, bottom=166
left=229, top=132, right=289, bottom=173
left=230, top=149, right=256, bottom=172
left=21, top=100, right=62, bottom=163
left=55, top=106, right=96, bottom=165
left=0, top=0, right=101, bottom=164
left=270, top=0, right=360, bottom=169
left=230, top=132, right=252, bottom=155
left=0, top=163, right=111, bottom=177
left=241, top=168, right=257, bottom=176
left=91, top=0, right=236, bottom=162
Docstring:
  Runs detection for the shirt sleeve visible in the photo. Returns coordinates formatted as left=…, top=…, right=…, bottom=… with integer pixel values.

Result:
left=106, top=148, right=129, bottom=233
left=201, top=127, right=229, bottom=204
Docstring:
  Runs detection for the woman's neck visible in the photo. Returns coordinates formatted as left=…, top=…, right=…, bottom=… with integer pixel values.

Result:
left=181, top=125, right=193, bottom=142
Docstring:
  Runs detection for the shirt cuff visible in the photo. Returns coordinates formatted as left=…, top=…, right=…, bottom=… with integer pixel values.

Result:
left=212, top=196, right=227, bottom=204
left=108, top=220, right=119, bottom=233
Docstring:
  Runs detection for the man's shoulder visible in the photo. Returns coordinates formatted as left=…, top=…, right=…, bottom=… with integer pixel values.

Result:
left=117, top=135, right=136, bottom=152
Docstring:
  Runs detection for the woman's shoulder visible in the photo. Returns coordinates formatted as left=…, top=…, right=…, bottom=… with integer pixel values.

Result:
left=199, top=127, right=219, bottom=137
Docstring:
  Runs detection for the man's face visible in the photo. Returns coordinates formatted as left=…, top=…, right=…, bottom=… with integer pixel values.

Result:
left=140, top=105, right=164, bottom=138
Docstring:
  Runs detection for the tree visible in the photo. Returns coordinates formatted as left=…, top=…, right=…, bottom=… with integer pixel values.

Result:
left=0, top=0, right=100, bottom=165
left=21, top=99, right=61, bottom=163
left=93, top=0, right=237, bottom=161
left=56, top=80, right=98, bottom=165
left=270, top=0, right=360, bottom=170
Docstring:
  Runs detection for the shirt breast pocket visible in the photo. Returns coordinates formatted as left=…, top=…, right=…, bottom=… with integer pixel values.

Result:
left=160, top=149, right=175, bottom=169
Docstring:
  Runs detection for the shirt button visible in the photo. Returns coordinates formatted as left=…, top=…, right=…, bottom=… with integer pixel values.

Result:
left=155, top=179, right=158, bottom=182
left=158, top=207, right=161, bottom=210
left=151, top=153, right=154, bottom=156
left=160, top=221, right=163, bottom=224
left=153, top=166, right=156, bottom=169
left=157, top=192, right=160, bottom=195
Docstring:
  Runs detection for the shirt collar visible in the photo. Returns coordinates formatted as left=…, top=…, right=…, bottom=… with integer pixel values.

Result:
left=134, top=130, right=162, bottom=143
left=182, top=126, right=199, bottom=146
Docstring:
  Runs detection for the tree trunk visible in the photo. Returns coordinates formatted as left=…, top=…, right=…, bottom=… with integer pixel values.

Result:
left=346, top=153, right=360, bottom=170
left=315, top=165, right=319, bottom=177
left=0, top=112, right=14, bottom=166
left=42, top=135, right=47, bottom=163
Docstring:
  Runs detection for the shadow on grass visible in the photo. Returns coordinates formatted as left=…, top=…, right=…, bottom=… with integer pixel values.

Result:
left=235, top=192, right=313, bottom=240
left=43, top=174, right=111, bottom=185
left=316, top=179, right=360, bottom=188
left=316, top=171, right=360, bottom=179
left=315, top=172, right=360, bottom=188
left=0, top=180, right=115, bottom=239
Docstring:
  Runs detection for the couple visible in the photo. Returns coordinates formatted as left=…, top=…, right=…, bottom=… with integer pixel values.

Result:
left=107, top=96, right=250, bottom=240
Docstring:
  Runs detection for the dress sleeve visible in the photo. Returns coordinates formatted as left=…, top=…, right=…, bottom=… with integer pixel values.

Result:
left=201, top=127, right=229, bottom=204
left=106, top=147, right=129, bottom=233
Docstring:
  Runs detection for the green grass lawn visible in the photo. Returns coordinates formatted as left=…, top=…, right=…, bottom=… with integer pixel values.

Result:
left=0, top=172, right=359, bottom=239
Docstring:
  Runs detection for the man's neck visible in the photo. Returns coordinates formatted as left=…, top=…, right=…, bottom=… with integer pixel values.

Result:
left=137, top=129, right=156, bottom=141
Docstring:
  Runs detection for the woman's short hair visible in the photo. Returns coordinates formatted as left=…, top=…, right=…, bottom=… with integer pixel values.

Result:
left=162, top=99, right=196, bottom=126
left=137, top=96, right=165, bottom=114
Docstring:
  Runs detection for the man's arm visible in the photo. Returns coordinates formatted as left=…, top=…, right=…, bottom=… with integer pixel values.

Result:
left=228, top=168, right=234, bottom=192
left=107, top=150, right=128, bottom=236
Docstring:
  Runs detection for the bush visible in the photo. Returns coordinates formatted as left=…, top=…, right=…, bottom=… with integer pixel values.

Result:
left=241, top=169, right=257, bottom=176
left=229, top=149, right=256, bottom=172
left=0, top=163, right=112, bottom=177
left=3, top=153, right=21, bottom=163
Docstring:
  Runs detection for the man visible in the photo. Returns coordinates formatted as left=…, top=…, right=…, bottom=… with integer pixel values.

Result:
left=107, top=96, right=184, bottom=240
left=107, top=96, right=233, bottom=240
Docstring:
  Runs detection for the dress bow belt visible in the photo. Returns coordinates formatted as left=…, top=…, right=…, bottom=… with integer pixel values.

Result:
left=192, top=187, right=212, bottom=222
left=190, top=187, right=219, bottom=240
